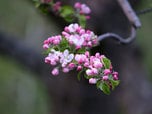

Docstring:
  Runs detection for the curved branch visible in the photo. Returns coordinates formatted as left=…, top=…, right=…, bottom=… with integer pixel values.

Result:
left=97, top=26, right=136, bottom=44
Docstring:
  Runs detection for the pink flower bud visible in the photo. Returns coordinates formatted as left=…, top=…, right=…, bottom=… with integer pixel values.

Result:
left=52, top=68, right=59, bottom=76
left=113, top=75, right=118, bottom=80
left=43, top=44, right=49, bottom=49
left=63, top=67, right=70, bottom=73
left=86, top=69, right=92, bottom=76
left=113, top=72, right=118, bottom=80
left=104, top=69, right=111, bottom=75
left=85, top=15, right=90, bottom=20
left=77, top=65, right=82, bottom=71
left=45, top=56, right=51, bottom=63
left=80, top=4, right=91, bottom=14
left=53, top=2, right=61, bottom=12
left=68, top=63, right=76, bottom=69
left=85, top=51, right=90, bottom=57
left=74, top=2, right=81, bottom=8
left=84, top=62, right=89, bottom=67
left=92, top=68, right=98, bottom=75
left=89, top=78, right=97, bottom=84
left=53, top=39, right=60, bottom=45
left=102, top=75, right=109, bottom=81
left=93, top=61, right=103, bottom=68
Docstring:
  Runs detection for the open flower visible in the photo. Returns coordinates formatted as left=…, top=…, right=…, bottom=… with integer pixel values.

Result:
left=60, top=49, right=74, bottom=67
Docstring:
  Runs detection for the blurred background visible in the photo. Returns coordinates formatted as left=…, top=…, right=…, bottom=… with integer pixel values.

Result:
left=0, top=0, right=152, bottom=114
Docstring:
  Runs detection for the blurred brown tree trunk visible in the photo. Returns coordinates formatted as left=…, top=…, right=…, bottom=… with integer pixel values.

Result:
left=0, top=0, right=152, bottom=114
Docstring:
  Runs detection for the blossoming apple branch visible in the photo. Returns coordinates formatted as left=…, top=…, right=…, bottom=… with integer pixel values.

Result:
left=43, top=23, right=119, bottom=95
left=33, top=0, right=142, bottom=94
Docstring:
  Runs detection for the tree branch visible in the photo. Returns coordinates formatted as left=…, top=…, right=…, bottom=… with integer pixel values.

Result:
left=117, top=0, right=141, bottom=28
left=98, top=26, right=136, bottom=44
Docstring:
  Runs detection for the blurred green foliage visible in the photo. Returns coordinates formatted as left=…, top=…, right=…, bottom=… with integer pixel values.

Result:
left=0, top=55, right=50, bottom=114
left=136, top=0, right=152, bottom=10
left=137, top=13, right=152, bottom=79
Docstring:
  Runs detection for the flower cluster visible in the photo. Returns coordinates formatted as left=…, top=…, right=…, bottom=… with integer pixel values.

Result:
left=43, top=23, right=119, bottom=94
left=74, top=2, right=91, bottom=19
left=34, top=1, right=91, bottom=27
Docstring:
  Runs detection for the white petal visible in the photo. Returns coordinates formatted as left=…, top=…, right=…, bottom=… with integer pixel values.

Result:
left=66, top=54, right=74, bottom=62
left=63, top=49, right=69, bottom=56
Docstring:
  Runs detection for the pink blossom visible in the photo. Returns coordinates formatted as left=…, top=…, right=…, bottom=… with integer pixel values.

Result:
left=45, top=56, right=51, bottom=64
left=75, top=54, right=88, bottom=64
left=69, top=34, right=84, bottom=47
left=102, top=75, right=109, bottom=81
left=66, top=23, right=79, bottom=33
left=74, top=2, right=81, bottom=8
left=113, top=72, right=118, bottom=80
left=86, top=69, right=92, bottom=76
left=60, top=49, right=74, bottom=67
left=113, top=75, right=118, bottom=80
left=43, top=44, right=49, bottom=49
left=85, top=15, right=90, bottom=19
left=104, top=69, right=111, bottom=75
left=84, top=62, right=89, bottom=67
left=77, top=65, right=82, bottom=71
left=63, top=67, right=70, bottom=73
left=53, top=1, right=61, bottom=12
left=85, top=51, right=90, bottom=57
left=68, top=63, right=76, bottom=69
left=86, top=68, right=98, bottom=76
left=91, top=68, right=98, bottom=75
left=74, top=2, right=91, bottom=15
left=52, top=68, right=59, bottom=76
left=80, top=4, right=91, bottom=14
left=62, top=31, right=70, bottom=37
left=93, top=61, right=103, bottom=68
left=89, top=78, right=97, bottom=84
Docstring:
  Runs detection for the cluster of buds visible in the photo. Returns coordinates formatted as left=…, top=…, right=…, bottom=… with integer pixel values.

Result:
left=43, top=23, right=119, bottom=94
left=74, top=2, right=91, bottom=19
left=35, top=1, right=91, bottom=27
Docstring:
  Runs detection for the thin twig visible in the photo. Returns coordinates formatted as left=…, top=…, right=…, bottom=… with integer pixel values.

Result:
left=98, top=26, right=136, bottom=44
left=136, top=7, right=152, bottom=15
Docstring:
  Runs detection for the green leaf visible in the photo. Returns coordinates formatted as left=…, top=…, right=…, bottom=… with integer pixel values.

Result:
left=102, top=58, right=111, bottom=69
left=32, top=0, right=41, bottom=8
left=78, top=15, right=86, bottom=28
left=60, top=6, right=75, bottom=22
left=43, top=48, right=52, bottom=55
left=38, top=4, right=50, bottom=14
left=77, top=70, right=83, bottom=81
left=98, top=82, right=111, bottom=95
left=110, top=79, right=120, bottom=90
left=84, top=74, right=92, bottom=79
left=76, top=47, right=86, bottom=54
left=58, top=38, right=69, bottom=51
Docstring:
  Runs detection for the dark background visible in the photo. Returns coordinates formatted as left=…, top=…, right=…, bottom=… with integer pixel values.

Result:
left=0, top=0, right=152, bottom=114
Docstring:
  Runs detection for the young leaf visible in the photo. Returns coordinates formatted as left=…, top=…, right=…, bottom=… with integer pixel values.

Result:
left=60, top=6, right=75, bottom=22
left=98, top=82, right=111, bottom=95
left=102, top=58, right=111, bottom=69
left=110, top=79, right=120, bottom=90
left=76, top=47, right=86, bottom=54
left=77, top=70, right=83, bottom=81
left=78, top=15, right=86, bottom=28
